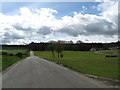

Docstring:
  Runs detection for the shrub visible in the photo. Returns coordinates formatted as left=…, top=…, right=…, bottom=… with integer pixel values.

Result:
left=60, top=54, right=63, bottom=58
left=2, top=52, right=8, bottom=55
left=15, top=53, right=22, bottom=57
left=8, top=53, right=14, bottom=56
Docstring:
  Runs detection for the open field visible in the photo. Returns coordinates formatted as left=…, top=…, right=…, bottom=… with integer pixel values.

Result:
left=2, top=49, right=27, bottom=54
left=34, top=51, right=119, bottom=80
left=2, top=46, right=28, bottom=54
left=99, top=49, right=119, bottom=55
left=0, top=47, right=29, bottom=70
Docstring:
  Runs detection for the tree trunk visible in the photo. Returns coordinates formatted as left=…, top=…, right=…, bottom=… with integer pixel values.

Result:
left=52, top=51, right=55, bottom=58
left=58, top=52, right=59, bottom=58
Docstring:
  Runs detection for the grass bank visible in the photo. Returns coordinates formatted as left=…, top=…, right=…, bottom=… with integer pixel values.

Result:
left=2, top=54, right=29, bottom=70
left=0, top=48, right=30, bottom=70
left=34, top=51, right=119, bottom=80
left=99, top=49, right=119, bottom=55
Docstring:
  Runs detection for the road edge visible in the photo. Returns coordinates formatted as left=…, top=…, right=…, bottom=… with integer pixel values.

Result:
left=37, top=56, right=119, bottom=88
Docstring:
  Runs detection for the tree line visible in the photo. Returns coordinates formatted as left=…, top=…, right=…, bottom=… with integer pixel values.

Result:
left=28, top=40, right=119, bottom=51
left=2, top=40, right=120, bottom=52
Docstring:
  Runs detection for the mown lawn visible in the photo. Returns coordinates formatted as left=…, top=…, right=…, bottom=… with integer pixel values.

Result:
left=0, top=48, right=29, bottom=70
left=34, top=51, right=119, bottom=80
left=99, top=49, right=119, bottom=54
left=2, top=49, right=27, bottom=54
left=2, top=47, right=28, bottom=54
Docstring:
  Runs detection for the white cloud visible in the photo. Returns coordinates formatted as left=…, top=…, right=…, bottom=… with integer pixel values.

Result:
left=98, top=1, right=118, bottom=25
left=95, top=0, right=117, bottom=2
left=0, top=2, right=118, bottom=44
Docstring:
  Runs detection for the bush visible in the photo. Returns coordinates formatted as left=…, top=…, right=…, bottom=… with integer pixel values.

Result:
left=22, top=52, right=28, bottom=55
left=60, top=54, right=63, bottom=58
left=111, top=54, right=118, bottom=57
left=8, top=53, right=14, bottom=56
left=15, top=53, right=22, bottom=57
left=2, top=52, right=8, bottom=55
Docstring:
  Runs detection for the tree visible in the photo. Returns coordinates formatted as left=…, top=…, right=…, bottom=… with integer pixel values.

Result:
left=55, top=41, right=64, bottom=58
left=76, top=40, right=83, bottom=44
left=47, top=43, right=56, bottom=58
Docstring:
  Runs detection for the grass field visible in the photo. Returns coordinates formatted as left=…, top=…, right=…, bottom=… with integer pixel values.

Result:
left=2, top=47, right=28, bottom=54
left=0, top=47, right=29, bottom=70
left=34, top=51, right=119, bottom=80
left=2, top=49, right=27, bottom=54
left=99, top=49, right=119, bottom=55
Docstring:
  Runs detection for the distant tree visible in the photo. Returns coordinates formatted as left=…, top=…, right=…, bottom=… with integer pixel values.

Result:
left=68, top=40, right=74, bottom=44
left=55, top=41, right=64, bottom=58
left=48, top=40, right=56, bottom=43
left=76, top=40, right=83, bottom=44
left=47, top=43, right=56, bottom=58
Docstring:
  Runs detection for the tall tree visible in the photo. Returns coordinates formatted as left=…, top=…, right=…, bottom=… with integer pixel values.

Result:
left=55, top=41, right=64, bottom=58
left=47, top=43, right=56, bottom=58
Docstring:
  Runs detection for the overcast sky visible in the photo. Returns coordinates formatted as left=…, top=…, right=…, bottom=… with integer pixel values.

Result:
left=0, top=0, right=119, bottom=44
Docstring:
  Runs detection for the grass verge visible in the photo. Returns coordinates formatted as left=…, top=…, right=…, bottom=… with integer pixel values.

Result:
left=0, top=49, right=30, bottom=70
left=2, top=55, right=29, bottom=70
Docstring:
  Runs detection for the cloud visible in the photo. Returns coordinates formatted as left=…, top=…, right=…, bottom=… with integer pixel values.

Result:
left=37, top=26, right=51, bottom=35
left=84, top=19, right=117, bottom=36
left=0, top=1, right=118, bottom=44
left=95, top=0, right=118, bottom=2
left=0, top=7, right=58, bottom=44
left=98, top=1, right=118, bottom=25
left=57, top=12, right=117, bottom=37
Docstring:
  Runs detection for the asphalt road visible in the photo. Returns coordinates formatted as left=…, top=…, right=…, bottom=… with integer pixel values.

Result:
left=2, top=51, right=110, bottom=88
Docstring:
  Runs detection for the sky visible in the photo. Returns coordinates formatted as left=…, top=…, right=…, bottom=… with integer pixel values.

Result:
left=0, top=0, right=119, bottom=44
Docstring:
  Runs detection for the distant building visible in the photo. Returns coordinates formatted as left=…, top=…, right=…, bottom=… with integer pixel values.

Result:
left=90, top=48, right=97, bottom=51
left=90, top=47, right=103, bottom=51
left=108, top=46, right=119, bottom=50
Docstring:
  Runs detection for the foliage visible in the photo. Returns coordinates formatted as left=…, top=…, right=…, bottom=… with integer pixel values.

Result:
left=47, top=43, right=56, bottom=58
left=55, top=41, right=64, bottom=58
left=47, top=41, right=64, bottom=58
left=29, top=42, right=48, bottom=51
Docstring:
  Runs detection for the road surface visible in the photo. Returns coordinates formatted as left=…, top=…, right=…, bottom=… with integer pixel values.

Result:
left=2, top=51, right=110, bottom=88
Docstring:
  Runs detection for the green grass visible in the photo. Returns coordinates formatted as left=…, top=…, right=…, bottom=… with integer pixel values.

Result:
left=34, top=51, right=119, bottom=80
left=99, top=49, right=119, bottom=54
left=2, top=47, right=28, bottom=54
left=0, top=56, right=1, bottom=70
left=2, top=49, right=27, bottom=54
left=0, top=48, right=30, bottom=70
left=2, top=54, right=29, bottom=70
